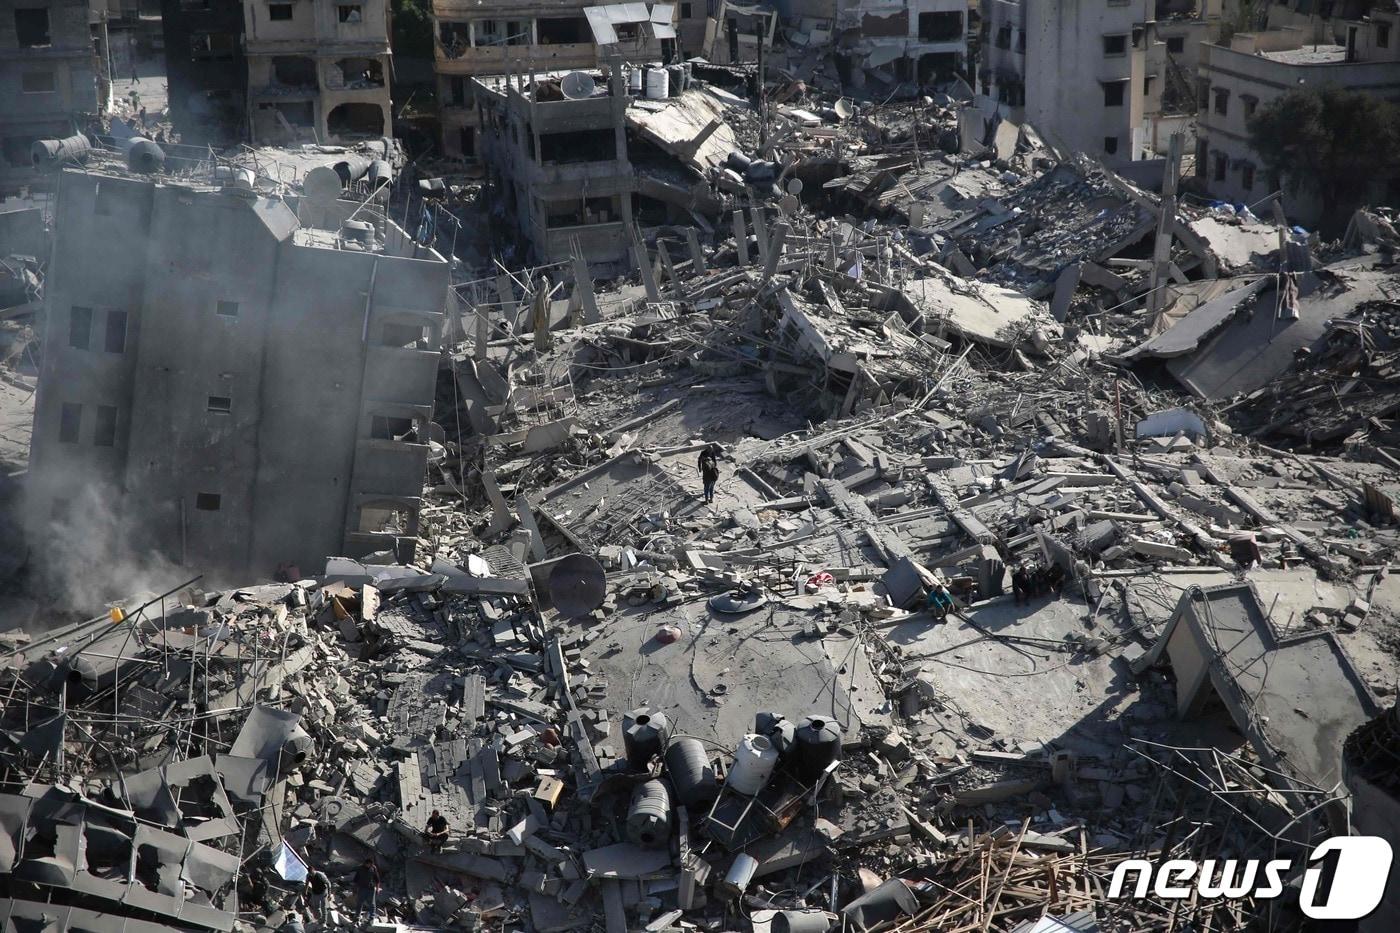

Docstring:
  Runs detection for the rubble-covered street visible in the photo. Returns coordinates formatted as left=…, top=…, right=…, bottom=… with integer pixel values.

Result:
left=2, top=6, right=1400, bottom=932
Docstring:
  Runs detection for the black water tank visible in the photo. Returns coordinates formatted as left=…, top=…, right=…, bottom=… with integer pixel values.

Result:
left=794, top=714, right=841, bottom=783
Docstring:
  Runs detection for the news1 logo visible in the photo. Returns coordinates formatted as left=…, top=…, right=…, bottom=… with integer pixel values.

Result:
left=1107, top=837, right=1393, bottom=920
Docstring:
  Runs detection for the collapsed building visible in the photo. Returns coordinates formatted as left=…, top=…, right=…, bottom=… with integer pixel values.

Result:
left=3, top=6, right=1400, bottom=933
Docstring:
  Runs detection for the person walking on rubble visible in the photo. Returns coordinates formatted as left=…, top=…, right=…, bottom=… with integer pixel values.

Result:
left=303, top=868, right=329, bottom=922
left=425, top=809, right=450, bottom=853
left=698, top=444, right=721, bottom=504
left=352, top=858, right=380, bottom=926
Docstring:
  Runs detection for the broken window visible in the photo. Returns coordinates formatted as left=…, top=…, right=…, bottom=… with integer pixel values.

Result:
left=1104, top=136, right=1119, bottom=155
left=195, top=493, right=221, bottom=511
left=1242, top=95, right=1257, bottom=118
left=272, top=56, right=317, bottom=88
left=506, top=20, right=530, bottom=44
left=1379, top=22, right=1391, bottom=48
left=337, top=57, right=384, bottom=87
left=1213, top=152, right=1226, bottom=181
left=995, top=24, right=1011, bottom=49
left=70, top=306, right=93, bottom=350
left=538, top=129, right=617, bottom=164
left=1102, top=34, right=1127, bottom=56
left=358, top=506, right=412, bottom=534
left=327, top=103, right=385, bottom=138
left=94, top=405, right=117, bottom=447
left=1241, top=162, right=1255, bottom=190
left=917, top=11, right=962, bottom=41
left=21, top=70, right=55, bottom=94
left=1166, top=36, right=1185, bottom=54
left=1213, top=88, right=1228, bottom=115
left=538, top=16, right=588, bottom=44
left=473, top=19, right=501, bottom=45
left=1198, top=80, right=1210, bottom=110
left=459, top=126, right=475, bottom=154
left=681, top=1, right=693, bottom=17
left=370, top=415, right=415, bottom=440
left=1143, top=73, right=1153, bottom=96
left=268, top=2, right=293, bottom=21
left=207, top=395, right=232, bottom=413
left=1195, top=139, right=1208, bottom=177
left=1102, top=81, right=1125, bottom=107
left=191, top=32, right=236, bottom=61
left=381, top=322, right=428, bottom=347
left=217, top=300, right=239, bottom=318
left=337, top=3, right=362, bottom=24
left=59, top=403, right=82, bottom=444
left=14, top=8, right=50, bottom=48
left=105, top=310, right=128, bottom=354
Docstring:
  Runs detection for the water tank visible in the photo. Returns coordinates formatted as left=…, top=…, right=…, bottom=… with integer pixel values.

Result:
left=666, top=64, right=686, bottom=95
left=727, top=734, right=779, bottom=796
left=794, top=714, right=841, bottom=784
left=755, top=712, right=796, bottom=757
left=622, top=707, right=670, bottom=770
left=772, top=911, right=832, bottom=933
left=664, top=737, right=718, bottom=807
left=127, top=138, right=164, bottom=174
left=726, top=151, right=752, bottom=174
left=303, top=165, right=344, bottom=203
left=367, top=159, right=394, bottom=190
left=645, top=66, right=670, bottom=100
left=332, top=156, right=371, bottom=186
left=626, top=780, right=671, bottom=848
left=31, top=134, right=91, bottom=170
left=629, top=66, right=644, bottom=95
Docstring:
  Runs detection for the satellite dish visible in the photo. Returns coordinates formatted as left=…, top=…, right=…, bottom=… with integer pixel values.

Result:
left=778, top=194, right=800, bottom=215
left=303, top=165, right=343, bottom=203
left=785, top=177, right=804, bottom=196
left=549, top=554, right=607, bottom=617
left=833, top=98, right=853, bottom=120
left=561, top=72, right=597, bottom=100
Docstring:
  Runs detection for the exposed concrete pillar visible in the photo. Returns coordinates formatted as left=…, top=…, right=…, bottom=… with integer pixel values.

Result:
left=571, top=248, right=600, bottom=324
left=750, top=207, right=770, bottom=263
left=732, top=210, right=750, bottom=265
left=515, top=494, right=549, bottom=562
left=685, top=229, right=707, bottom=274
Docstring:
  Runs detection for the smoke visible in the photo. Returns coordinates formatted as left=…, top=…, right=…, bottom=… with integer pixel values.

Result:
left=18, top=478, right=195, bottom=625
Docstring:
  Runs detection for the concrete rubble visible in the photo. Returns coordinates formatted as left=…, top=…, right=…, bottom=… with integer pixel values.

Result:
left=2, top=29, right=1400, bottom=933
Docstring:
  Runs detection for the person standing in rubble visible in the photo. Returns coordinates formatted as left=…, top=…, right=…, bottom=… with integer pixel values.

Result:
left=303, top=867, right=329, bottom=922
left=425, top=809, right=449, bottom=853
left=352, top=858, right=380, bottom=926
left=698, top=444, right=721, bottom=505
left=1011, top=563, right=1031, bottom=605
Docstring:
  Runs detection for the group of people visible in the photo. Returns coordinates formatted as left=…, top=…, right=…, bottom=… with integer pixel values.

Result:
left=1011, top=561, right=1065, bottom=605
left=284, top=810, right=452, bottom=930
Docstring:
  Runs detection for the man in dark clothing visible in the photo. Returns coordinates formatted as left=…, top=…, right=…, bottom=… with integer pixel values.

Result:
left=1011, top=564, right=1030, bottom=605
left=1044, top=562, right=1065, bottom=596
left=698, top=444, right=720, bottom=504
left=352, top=859, right=380, bottom=925
left=425, top=810, right=449, bottom=853
left=303, top=868, right=329, bottom=921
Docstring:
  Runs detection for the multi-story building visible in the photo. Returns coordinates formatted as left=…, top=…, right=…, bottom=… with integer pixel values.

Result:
left=243, top=0, right=392, bottom=144
left=472, top=67, right=635, bottom=269
left=158, top=0, right=247, bottom=144
left=1195, top=14, right=1400, bottom=226
left=980, top=0, right=1163, bottom=165
left=0, top=0, right=106, bottom=193
left=27, top=158, right=447, bottom=580
left=433, top=0, right=679, bottom=160
left=790, top=0, right=969, bottom=86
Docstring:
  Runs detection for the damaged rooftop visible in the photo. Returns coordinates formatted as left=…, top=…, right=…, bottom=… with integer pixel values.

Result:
left=1, top=2, right=1400, bottom=932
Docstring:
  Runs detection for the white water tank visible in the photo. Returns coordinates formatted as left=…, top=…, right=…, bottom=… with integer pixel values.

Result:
left=727, top=734, right=779, bottom=795
left=645, top=66, right=669, bottom=100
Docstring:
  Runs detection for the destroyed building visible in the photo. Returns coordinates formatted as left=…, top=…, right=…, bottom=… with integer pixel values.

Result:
left=26, top=152, right=448, bottom=580
left=790, top=0, right=969, bottom=86
left=433, top=0, right=681, bottom=160
left=1195, top=19, right=1400, bottom=224
left=0, top=0, right=108, bottom=192
left=158, top=0, right=247, bottom=144
left=243, top=0, right=392, bottom=144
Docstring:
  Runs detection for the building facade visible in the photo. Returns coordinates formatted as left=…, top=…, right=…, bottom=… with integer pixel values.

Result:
left=980, top=0, right=1164, bottom=165
left=433, top=0, right=681, bottom=160
left=1195, top=15, right=1400, bottom=226
left=27, top=164, right=447, bottom=580
left=472, top=68, right=635, bottom=269
left=158, top=0, right=247, bottom=144
left=243, top=0, right=392, bottom=144
left=0, top=0, right=105, bottom=193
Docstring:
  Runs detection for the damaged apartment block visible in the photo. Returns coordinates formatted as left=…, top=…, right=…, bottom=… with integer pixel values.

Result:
left=27, top=150, right=448, bottom=579
left=244, top=0, right=392, bottom=144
